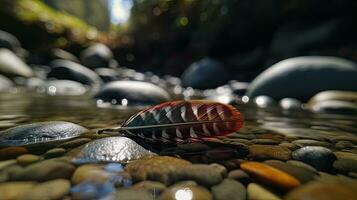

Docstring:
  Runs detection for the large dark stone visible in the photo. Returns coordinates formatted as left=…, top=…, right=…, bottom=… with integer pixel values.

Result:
left=181, top=58, right=230, bottom=89
left=94, top=80, right=171, bottom=106
left=80, top=43, right=115, bottom=69
left=47, top=59, right=102, bottom=88
left=292, top=146, right=337, bottom=172
left=0, top=121, right=88, bottom=147
left=246, top=56, right=357, bottom=101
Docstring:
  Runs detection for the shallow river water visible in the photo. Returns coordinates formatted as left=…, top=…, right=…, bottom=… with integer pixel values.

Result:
left=0, top=92, right=357, bottom=200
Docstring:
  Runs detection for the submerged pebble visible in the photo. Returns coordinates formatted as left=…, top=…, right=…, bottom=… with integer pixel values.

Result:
left=0, top=121, right=88, bottom=147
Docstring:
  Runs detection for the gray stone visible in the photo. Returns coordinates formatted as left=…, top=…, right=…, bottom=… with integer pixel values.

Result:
left=292, top=146, right=337, bottom=172
left=176, top=164, right=223, bottom=187
left=47, top=59, right=103, bottom=88
left=333, top=158, right=357, bottom=173
left=247, top=183, right=281, bottom=200
left=94, top=80, right=171, bottom=106
left=0, top=48, right=33, bottom=77
left=73, top=137, right=155, bottom=163
left=211, top=178, right=246, bottom=200
left=227, top=169, right=250, bottom=184
left=308, top=90, right=357, bottom=105
left=51, top=48, right=79, bottom=62
left=0, top=121, right=88, bottom=146
left=181, top=58, right=230, bottom=89
left=246, top=56, right=357, bottom=101
left=80, top=43, right=114, bottom=69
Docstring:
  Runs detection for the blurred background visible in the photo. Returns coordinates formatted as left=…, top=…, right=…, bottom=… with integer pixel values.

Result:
left=1, top=0, right=357, bottom=81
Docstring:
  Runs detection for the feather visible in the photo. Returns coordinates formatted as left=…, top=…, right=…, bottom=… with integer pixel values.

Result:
left=98, top=100, right=244, bottom=142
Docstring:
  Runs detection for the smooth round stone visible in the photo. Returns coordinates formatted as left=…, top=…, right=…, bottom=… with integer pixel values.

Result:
left=0, top=74, right=13, bottom=91
left=292, top=139, right=332, bottom=148
left=72, top=137, right=155, bottom=163
left=0, top=121, right=88, bottom=147
left=16, top=154, right=40, bottom=166
left=51, top=48, right=79, bottom=62
left=292, top=146, right=337, bottom=172
left=286, top=160, right=318, bottom=173
left=0, top=159, right=16, bottom=171
left=159, top=184, right=213, bottom=200
left=308, top=90, right=357, bottom=105
left=279, top=98, right=301, bottom=110
left=246, top=56, right=357, bottom=101
left=284, top=181, right=357, bottom=200
left=175, top=164, right=224, bottom=187
left=132, top=181, right=167, bottom=196
left=330, top=136, right=357, bottom=144
left=211, top=178, right=246, bottom=200
left=94, top=80, right=171, bottom=107
left=227, top=169, right=250, bottom=184
left=264, top=160, right=316, bottom=183
left=71, top=164, right=111, bottom=185
left=44, top=148, right=66, bottom=158
left=11, top=160, right=75, bottom=182
left=240, top=161, right=301, bottom=190
left=181, top=58, right=230, bottom=89
left=335, top=141, right=354, bottom=149
left=80, top=43, right=114, bottom=69
left=308, top=100, right=357, bottom=115
left=279, top=142, right=299, bottom=150
left=58, top=138, right=91, bottom=148
left=19, top=179, right=70, bottom=200
left=252, top=95, right=276, bottom=108
left=41, top=80, right=87, bottom=96
left=333, top=151, right=357, bottom=160
left=0, top=30, right=21, bottom=51
left=0, top=48, right=33, bottom=77
left=0, top=181, right=36, bottom=200
left=248, top=145, right=291, bottom=161
left=95, top=68, right=120, bottom=82
left=125, top=156, right=191, bottom=185
left=0, top=147, right=28, bottom=160
left=247, top=183, right=281, bottom=200
left=333, top=158, right=357, bottom=173
left=47, top=59, right=103, bottom=87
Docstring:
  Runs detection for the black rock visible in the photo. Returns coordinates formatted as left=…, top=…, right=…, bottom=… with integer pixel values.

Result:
left=292, top=146, right=337, bottom=172
left=246, top=56, right=357, bottom=101
left=94, top=80, right=171, bottom=106
left=47, top=59, right=102, bottom=88
left=0, top=121, right=88, bottom=147
left=80, top=43, right=115, bottom=69
left=181, top=58, right=230, bottom=89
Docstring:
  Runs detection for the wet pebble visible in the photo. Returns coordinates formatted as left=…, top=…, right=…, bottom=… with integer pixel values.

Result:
left=0, top=181, right=36, bottom=200
left=72, top=137, right=155, bottom=163
left=176, top=164, right=224, bottom=187
left=247, top=183, right=281, bottom=200
left=335, top=140, right=354, bottom=149
left=264, top=160, right=316, bottom=183
left=292, top=139, right=332, bottom=148
left=333, top=158, right=357, bottom=173
left=330, top=136, right=357, bottom=144
left=125, top=156, right=191, bottom=185
left=16, top=154, right=40, bottom=166
left=0, top=147, right=28, bottom=160
left=0, top=121, right=88, bottom=147
left=44, top=148, right=67, bottom=158
left=292, top=146, right=337, bottom=172
left=159, top=183, right=213, bottom=200
left=227, top=169, right=250, bottom=184
left=71, top=164, right=111, bottom=185
left=286, top=160, right=318, bottom=173
left=240, top=161, right=300, bottom=190
left=285, top=181, right=357, bottom=200
left=12, top=160, right=75, bottom=181
left=248, top=145, right=291, bottom=161
left=19, top=179, right=70, bottom=200
left=211, top=178, right=246, bottom=200
left=132, top=181, right=167, bottom=196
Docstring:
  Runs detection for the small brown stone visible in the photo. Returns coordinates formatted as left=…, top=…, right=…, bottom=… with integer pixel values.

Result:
left=71, top=164, right=110, bottom=185
left=0, top=147, right=28, bottom=160
left=16, top=154, right=40, bottom=166
left=240, top=161, right=300, bottom=190
left=248, top=145, right=291, bottom=161
left=285, top=181, right=357, bottom=200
